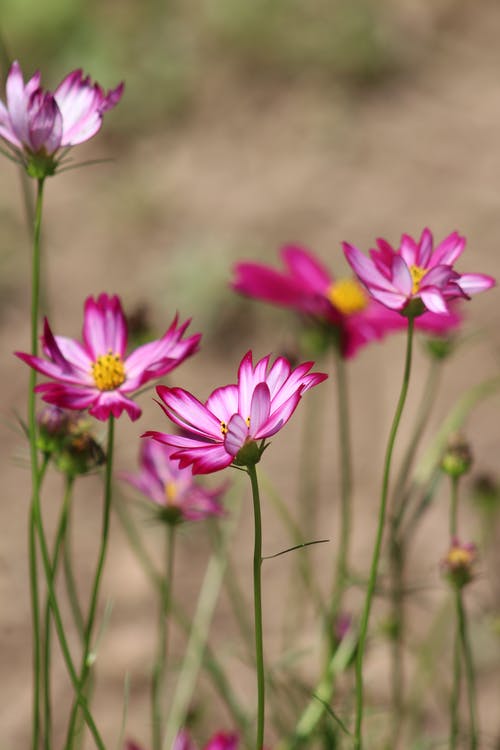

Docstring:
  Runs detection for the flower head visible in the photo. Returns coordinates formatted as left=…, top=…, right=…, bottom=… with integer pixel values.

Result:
left=122, top=437, right=226, bottom=523
left=232, top=245, right=460, bottom=357
left=173, top=730, right=238, bottom=750
left=0, top=60, right=123, bottom=176
left=16, top=293, right=200, bottom=421
left=343, top=229, right=495, bottom=316
left=144, top=351, right=327, bottom=474
left=441, top=538, right=477, bottom=589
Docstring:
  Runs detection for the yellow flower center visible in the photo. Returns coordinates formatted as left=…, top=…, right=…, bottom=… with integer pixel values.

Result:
left=447, top=547, right=473, bottom=568
left=165, top=481, right=178, bottom=506
left=91, top=350, right=126, bottom=391
left=220, top=421, right=228, bottom=435
left=326, top=278, right=367, bottom=315
left=409, top=265, right=427, bottom=294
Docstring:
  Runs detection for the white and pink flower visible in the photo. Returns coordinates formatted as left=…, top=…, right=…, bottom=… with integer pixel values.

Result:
left=144, top=351, right=327, bottom=474
left=16, top=293, right=200, bottom=421
left=343, top=229, right=495, bottom=315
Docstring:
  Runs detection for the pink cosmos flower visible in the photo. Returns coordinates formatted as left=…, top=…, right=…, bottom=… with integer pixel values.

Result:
left=122, top=437, right=226, bottom=522
left=0, top=60, right=123, bottom=173
left=232, top=245, right=460, bottom=357
left=144, top=351, right=328, bottom=474
left=173, top=730, right=239, bottom=750
left=343, top=229, right=495, bottom=315
left=16, top=293, right=200, bottom=422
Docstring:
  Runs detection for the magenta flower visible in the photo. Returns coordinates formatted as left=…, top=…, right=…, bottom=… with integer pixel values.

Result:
left=232, top=245, right=459, bottom=357
left=0, top=60, right=123, bottom=175
left=16, top=293, right=200, bottom=422
left=343, top=229, right=495, bottom=315
left=122, top=437, right=226, bottom=522
left=144, top=351, right=328, bottom=474
left=173, top=730, right=238, bottom=750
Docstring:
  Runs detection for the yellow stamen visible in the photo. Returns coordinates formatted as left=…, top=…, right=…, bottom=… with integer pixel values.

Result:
left=245, top=416, right=251, bottom=427
left=409, top=265, right=427, bottom=294
left=447, top=547, right=474, bottom=568
left=220, top=421, right=228, bottom=435
left=165, top=481, right=178, bottom=506
left=326, top=278, right=367, bottom=315
left=91, top=350, right=126, bottom=391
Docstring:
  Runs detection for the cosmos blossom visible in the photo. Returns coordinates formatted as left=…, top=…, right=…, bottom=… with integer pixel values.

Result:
left=144, top=351, right=327, bottom=475
left=173, top=730, right=239, bottom=750
left=343, top=229, right=495, bottom=315
left=122, top=437, right=226, bottom=522
left=16, top=293, right=200, bottom=421
left=0, top=60, right=123, bottom=173
left=232, top=245, right=460, bottom=358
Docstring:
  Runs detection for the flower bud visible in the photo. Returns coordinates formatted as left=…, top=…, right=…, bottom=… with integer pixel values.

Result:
left=424, top=336, right=456, bottom=360
left=440, top=433, right=473, bottom=478
left=55, top=419, right=105, bottom=477
left=441, top=538, right=477, bottom=589
left=37, top=405, right=76, bottom=455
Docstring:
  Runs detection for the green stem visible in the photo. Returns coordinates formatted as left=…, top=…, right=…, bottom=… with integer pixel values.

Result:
left=388, top=529, right=405, bottom=748
left=63, top=496, right=85, bottom=639
left=456, top=591, right=478, bottom=750
left=450, top=476, right=459, bottom=538
left=354, top=316, right=415, bottom=750
left=28, top=176, right=45, bottom=750
left=450, top=610, right=461, bottom=750
left=64, top=415, right=115, bottom=750
left=32, top=473, right=107, bottom=750
left=247, top=463, right=265, bottom=750
left=43, top=475, right=74, bottom=750
left=153, top=524, right=175, bottom=750
left=329, top=346, right=352, bottom=635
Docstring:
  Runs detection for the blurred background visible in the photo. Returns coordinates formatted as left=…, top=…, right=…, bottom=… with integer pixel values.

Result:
left=1, top=1, right=499, bottom=748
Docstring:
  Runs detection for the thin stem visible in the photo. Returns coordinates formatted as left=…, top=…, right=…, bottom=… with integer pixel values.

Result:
left=28, top=176, right=45, bottom=750
left=450, top=610, right=461, bottom=750
left=247, top=463, right=265, bottom=750
left=388, top=529, right=404, bottom=748
left=64, top=415, right=115, bottom=750
left=456, top=591, right=478, bottom=750
left=354, top=316, right=415, bottom=750
left=329, top=346, right=352, bottom=634
left=32, top=474, right=107, bottom=750
left=63, top=497, right=85, bottom=639
left=43, top=475, right=74, bottom=750
left=152, top=524, right=175, bottom=750
left=450, top=476, right=459, bottom=537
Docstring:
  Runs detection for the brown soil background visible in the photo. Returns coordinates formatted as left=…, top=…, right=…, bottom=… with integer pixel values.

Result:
left=1, top=3, right=500, bottom=748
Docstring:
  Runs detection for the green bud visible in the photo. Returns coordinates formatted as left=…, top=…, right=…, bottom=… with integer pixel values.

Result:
left=441, top=434, right=473, bottom=478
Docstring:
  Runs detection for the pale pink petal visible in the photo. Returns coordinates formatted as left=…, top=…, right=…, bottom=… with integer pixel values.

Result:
left=28, top=91, right=62, bottom=153
left=429, top=232, right=465, bottom=267
left=417, top=228, right=433, bottom=267
left=173, top=445, right=233, bottom=475
left=419, top=287, right=450, bottom=314
left=6, top=61, right=30, bottom=145
left=249, top=382, right=271, bottom=434
left=420, top=265, right=454, bottom=289
left=156, top=386, right=222, bottom=439
left=265, top=357, right=291, bottom=397
left=367, top=287, right=407, bottom=310
left=143, top=431, right=216, bottom=451
left=456, top=273, right=496, bottom=295
left=391, top=254, right=412, bottom=296
left=224, top=414, right=248, bottom=456
left=343, top=243, right=396, bottom=292
left=83, top=294, right=127, bottom=357
left=399, top=234, right=419, bottom=267
left=256, top=391, right=302, bottom=438
left=90, top=391, right=141, bottom=421
left=237, top=351, right=256, bottom=418
left=52, top=335, right=93, bottom=375
left=206, top=384, right=239, bottom=423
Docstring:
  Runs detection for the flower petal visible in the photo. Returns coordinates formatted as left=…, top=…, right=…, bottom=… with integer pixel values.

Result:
left=419, top=287, right=450, bottom=314
left=249, top=382, right=271, bottom=434
left=155, top=386, right=222, bottom=439
left=456, top=273, right=496, bottom=296
left=224, top=413, right=249, bottom=457
left=206, top=384, right=239, bottom=423
left=82, top=293, right=127, bottom=357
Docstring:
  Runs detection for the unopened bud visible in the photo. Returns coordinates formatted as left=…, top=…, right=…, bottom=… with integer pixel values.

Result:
left=441, top=433, right=473, bottom=478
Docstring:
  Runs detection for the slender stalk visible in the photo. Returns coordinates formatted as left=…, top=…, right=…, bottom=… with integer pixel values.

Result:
left=152, top=524, right=175, bottom=750
left=354, top=316, right=415, bottom=750
left=247, top=463, right=265, bottom=750
left=450, top=612, right=461, bottom=750
left=64, top=415, right=115, bottom=750
left=63, top=496, right=85, bottom=638
left=450, top=476, right=459, bottom=538
left=330, top=346, right=352, bottom=617
left=32, top=475, right=107, bottom=750
left=388, top=529, right=404, bottom=748
left=43, top=475, right=74, bottom=750
left=456, top=592, right=478, bottom=750
left=28, top=176, right=46, bottom=750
